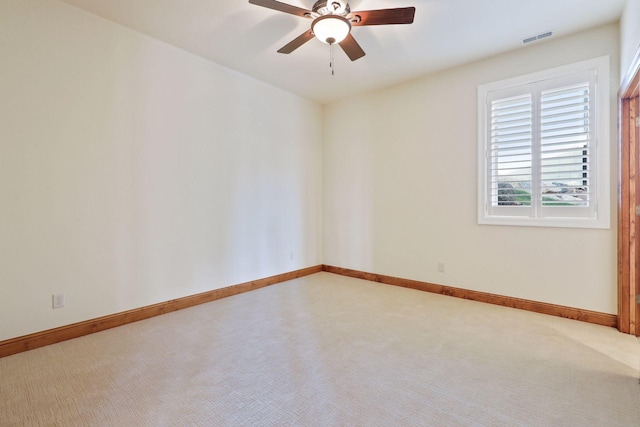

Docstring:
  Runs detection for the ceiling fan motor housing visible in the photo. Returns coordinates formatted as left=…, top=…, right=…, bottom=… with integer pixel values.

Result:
left=312, top=0, right=350, bottom=17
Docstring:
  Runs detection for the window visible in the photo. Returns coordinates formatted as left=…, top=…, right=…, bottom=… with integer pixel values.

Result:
left=477, top=56, right=610, bottom=228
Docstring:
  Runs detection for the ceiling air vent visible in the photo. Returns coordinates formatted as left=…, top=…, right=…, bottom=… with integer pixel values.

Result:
left=522, top=31, right=553, bottom=45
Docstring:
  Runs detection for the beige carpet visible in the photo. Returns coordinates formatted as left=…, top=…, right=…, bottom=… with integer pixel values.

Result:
left=1, top=272, right=639, bottom=426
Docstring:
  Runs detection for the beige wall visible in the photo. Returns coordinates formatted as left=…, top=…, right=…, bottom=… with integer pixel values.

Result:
left=0, top=0, right=626, bottom=342
left=620, top=0, right=640, bottom=80
left=0, top=0, right=323, bottom=341
left=324, top=24, right=620, bottom=314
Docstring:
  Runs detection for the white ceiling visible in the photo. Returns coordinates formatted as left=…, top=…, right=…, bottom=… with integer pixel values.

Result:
left=58, top=0, right=626, bottom=104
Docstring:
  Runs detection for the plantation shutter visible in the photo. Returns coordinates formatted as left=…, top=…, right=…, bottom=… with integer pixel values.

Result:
left=537, top=71, right=596, bottom=219
left=484, top=70, right=597, bottom=220
left=487, top=87, right=534, bottom=217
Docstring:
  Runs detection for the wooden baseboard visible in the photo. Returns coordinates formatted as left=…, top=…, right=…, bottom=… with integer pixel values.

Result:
left=323, top=265, right=618, bottom=328
left=2, top=263, right=618, bottom=358
left=0, top=265, right=322, bottom=358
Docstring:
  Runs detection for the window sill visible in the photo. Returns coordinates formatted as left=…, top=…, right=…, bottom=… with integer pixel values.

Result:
left=478, top=215, right=610, bottom=229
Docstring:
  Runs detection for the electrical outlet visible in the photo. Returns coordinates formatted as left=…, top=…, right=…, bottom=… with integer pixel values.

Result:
left=52, top=293, right=65, bottom=309
left=289, top=252, right=294, bottom=261
left=438, top=262, right=445, bottom=273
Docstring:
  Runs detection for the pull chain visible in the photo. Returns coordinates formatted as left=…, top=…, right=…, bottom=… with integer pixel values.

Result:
left=329, top=43, right=335, bottom=76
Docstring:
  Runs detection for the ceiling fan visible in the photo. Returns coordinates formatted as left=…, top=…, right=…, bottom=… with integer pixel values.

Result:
left=248, top=0, right=416, bottom=62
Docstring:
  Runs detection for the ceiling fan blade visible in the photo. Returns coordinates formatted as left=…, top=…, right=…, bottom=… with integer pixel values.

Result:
left=339, top=34, right=366, bottom=61
left=277, top=30, right=315, bottom=54
left=248, top=0, right=312, bottom=18
left=347, top=7, right=416, bottom=26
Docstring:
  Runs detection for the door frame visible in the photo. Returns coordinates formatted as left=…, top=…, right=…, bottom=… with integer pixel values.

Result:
left=618, top=45, right=640, bottom=336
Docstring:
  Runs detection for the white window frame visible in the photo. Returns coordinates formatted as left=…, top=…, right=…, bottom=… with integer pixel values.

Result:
left=477, top=56, right=610, bottom=229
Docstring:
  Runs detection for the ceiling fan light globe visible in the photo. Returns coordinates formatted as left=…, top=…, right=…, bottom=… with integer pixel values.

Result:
left=312, top=15, right=351, bottom=44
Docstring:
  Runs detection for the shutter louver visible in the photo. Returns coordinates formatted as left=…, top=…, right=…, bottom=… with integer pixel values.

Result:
left=540, top=83, right=590, bottom=207
left=490, top=94, right=532, bottom=207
